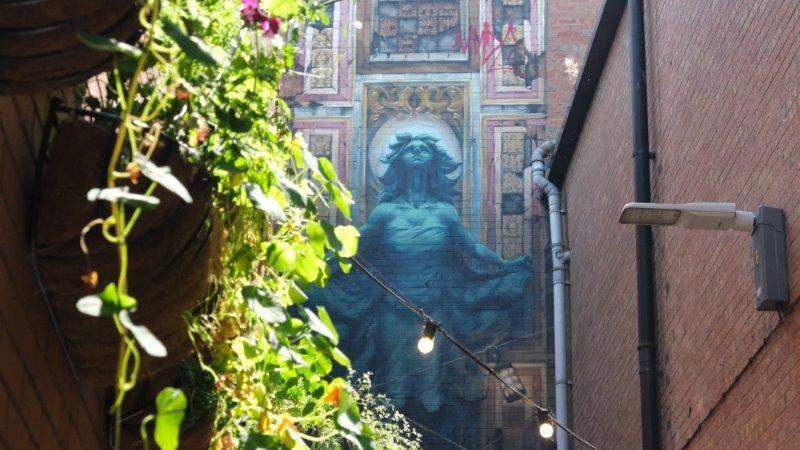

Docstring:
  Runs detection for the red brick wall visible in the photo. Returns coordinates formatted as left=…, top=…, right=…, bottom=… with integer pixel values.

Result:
left=563, top=1, right=800, bottom=448
left=0, top=93, right=104, bottom=449
left=544, top=0, right=604, bottom=140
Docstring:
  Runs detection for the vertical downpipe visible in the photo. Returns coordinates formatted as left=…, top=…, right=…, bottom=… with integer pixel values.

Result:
left=629, top=0, right=661, bottom=448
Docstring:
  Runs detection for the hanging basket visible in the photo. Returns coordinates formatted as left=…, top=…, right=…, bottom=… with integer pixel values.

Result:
left=35, top=118, right=220, bottom=382
left=0, top=0, right=140, bottom=94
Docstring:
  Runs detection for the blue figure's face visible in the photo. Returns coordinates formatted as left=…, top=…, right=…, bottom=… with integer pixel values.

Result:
left=398, top=141, right=434, bottom=169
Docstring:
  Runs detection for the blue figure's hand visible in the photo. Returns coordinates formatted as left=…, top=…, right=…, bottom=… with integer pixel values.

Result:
left=503, top=254, right=531, bottom=272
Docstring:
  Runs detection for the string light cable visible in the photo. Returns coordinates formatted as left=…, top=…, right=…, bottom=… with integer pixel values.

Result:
left=349, top=255, right=598, bottom=449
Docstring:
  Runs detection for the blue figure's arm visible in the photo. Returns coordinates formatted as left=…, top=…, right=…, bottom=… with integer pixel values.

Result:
left=355, top=202, right=390, bottom=255
left=442, top=203, right=529, bottom=272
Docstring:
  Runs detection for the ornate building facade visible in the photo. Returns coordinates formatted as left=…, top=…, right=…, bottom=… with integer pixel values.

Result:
left=284, top=1, right=600, bottom=447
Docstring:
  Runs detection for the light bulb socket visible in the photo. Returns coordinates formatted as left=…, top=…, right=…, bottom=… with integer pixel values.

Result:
left=421, top=320, right=439, bottom=340
left=537, top=410, right=554, bottom=440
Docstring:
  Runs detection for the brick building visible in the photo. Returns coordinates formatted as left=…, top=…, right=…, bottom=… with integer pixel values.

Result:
left=551, top=0, right=800, bottom=448
left=284, top=0, right=601, bottom=447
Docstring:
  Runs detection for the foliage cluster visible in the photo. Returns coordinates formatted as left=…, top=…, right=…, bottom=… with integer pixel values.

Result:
left=75, top=0, right=418, bottom=448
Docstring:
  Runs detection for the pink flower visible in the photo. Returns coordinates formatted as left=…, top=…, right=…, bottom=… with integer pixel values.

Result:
left=260, top=16, right=282, bottom=37
left=240, top=0, right=267, bottom=23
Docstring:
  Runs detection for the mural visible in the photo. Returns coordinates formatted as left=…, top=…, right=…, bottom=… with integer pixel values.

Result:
left=370, top=0, right=468, bottom=60
left=310, top=133, right=533, bottom=445
left=284, top=0, right=573, bottom=446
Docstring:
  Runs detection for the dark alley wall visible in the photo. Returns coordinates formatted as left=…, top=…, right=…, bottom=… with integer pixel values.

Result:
left=0, top=94, right=104, bottom=449
left=562, top=1, right=800, bottom=448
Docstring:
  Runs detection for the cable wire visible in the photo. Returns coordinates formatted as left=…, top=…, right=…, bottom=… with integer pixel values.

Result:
left=372, top=333, right=537, bottom=389
left=406, top=417, right=468, bottom=450
left=350, top=255, right=598, bottom=449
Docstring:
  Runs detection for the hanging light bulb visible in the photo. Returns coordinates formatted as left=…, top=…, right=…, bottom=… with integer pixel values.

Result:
left=537, top=410, right=555, bottom=439
left=417, top=320, right=438, bottom=354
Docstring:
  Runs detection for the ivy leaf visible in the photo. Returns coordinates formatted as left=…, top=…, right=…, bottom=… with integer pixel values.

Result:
left=294, top=253, right=325, bottom=283
left=241, top=432, right=282, bottom=450
left=119, top=311, right=167, bottom=357
left=267, top=241, right=296, bottom=272
left=303, top=307, right=338, bottom=345
left=306, top=221, right=327, bottom=255
left=336, top=408, right=363, bottom=436
left=287, top=281, right=309, bottom=305
left=135, top=154, right=193, bottom=203
left=326, top=182, right=351, bottom=219
left=87, top=188, right=160, bottom=209
left=153, top=387, right=187, bottom=450
left=315, top=307, right=338, bottom=343
left=98, top=282, right=137, bottom=310
left=330, top=347, right=351, bottom=367
left=78, top=32, right=143, bottom=58
left=318, top=157, right=337, bottom=182
left=279, top=178, right=308, bottom=208
left=302, top=149, right=319, bottom=173
left=243, top=286, right=287, bottom=323
left=76, top=295, right=117, bottom=316
left=264, top=0, right=301, bottom=18
left=245, top=183, right=286, bottom=222
left=86, top=187, right=157, bottom=207
left=161, top=19, right=221, bottom=67
left=333, top=225, right=359, bottom=258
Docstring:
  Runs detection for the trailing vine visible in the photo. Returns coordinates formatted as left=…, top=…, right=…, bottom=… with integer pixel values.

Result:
left=75, top=0, right=419, bottom=448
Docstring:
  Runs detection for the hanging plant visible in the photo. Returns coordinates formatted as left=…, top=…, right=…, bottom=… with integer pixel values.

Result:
left=43, top=0, right=420, bottom=448
left=36, top=118, right=218, bottom=381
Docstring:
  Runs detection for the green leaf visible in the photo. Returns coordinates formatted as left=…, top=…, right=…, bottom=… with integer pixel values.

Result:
left=231, top=338, right=263, bottom=369
left=78, top=32, right=143, bottom=58
left=294, top=253, right=324, bottom=283
left=327, top=182, right=351, bottom=219
left=306, top=221, right=327, bottom=255
left=318, top=157, right=337, bottom=182
left=245, top=183, right=286, bottom=221
left=287, top=282, right=309, bottom=304
left=336, top=408, right=363, bottom=436
left=161, top=19, right=221, bottom=67
left=87, top=188, right=160, bottom=209
left=119, top=311, right=167, bottom=357
left=241, top=432, right=282, bottom=450
left=303, top=307, right=338, bottom=344
left=243, top=286, right=287, bottom=323
left=330, top=347, right=351, bottom=367
left=333, top=225, right=359, bottom=258
left=135, top=154, right=193, bottom=203
left=302, top=149, right=319, bottom=173
left=98, top=282, right=137, bottom=310
left=264, top=0, right=301, bottom=17
left=267, top=241, right=296, bottom=272
left=153, top=387, right=187, bottom=450
left=315, top=307, right=338, bottom=343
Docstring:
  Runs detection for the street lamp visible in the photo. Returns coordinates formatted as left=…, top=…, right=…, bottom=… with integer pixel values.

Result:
left=618, top=202, right=755, bottom=231
left=619, top=202, right=788, bottom=311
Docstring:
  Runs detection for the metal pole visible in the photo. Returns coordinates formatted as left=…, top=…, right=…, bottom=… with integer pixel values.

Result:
left=628, top=0, right=661, bottom=448
left=532, top=145, right=570, bottom=450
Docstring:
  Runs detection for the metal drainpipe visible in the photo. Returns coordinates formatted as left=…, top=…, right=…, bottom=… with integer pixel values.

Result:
left=629, top=0, right=661, bottom=448
left=532, top=143, right=570, bottom=450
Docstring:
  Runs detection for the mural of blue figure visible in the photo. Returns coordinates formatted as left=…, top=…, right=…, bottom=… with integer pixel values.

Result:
left=311, top=132, right=533, bottom=446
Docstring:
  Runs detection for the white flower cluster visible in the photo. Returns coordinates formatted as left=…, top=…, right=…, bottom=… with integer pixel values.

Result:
left=347, top=371, right=423, bottom=450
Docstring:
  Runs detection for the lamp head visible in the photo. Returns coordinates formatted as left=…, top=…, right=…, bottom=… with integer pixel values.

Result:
left=619, top=202, right=755, bottom=232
